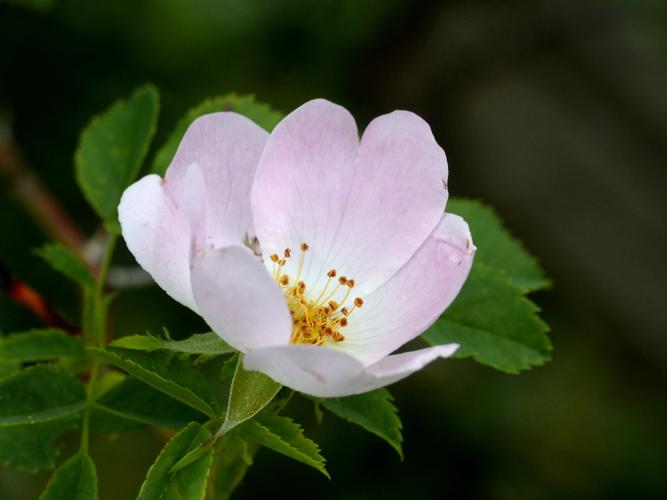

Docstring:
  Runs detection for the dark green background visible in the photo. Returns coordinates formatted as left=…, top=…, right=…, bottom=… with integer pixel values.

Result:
left=1, top=1, right=666, bottom=498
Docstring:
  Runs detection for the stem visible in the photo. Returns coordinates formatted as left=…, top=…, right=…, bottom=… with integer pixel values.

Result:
left=80, top=233, right=117, bottom=452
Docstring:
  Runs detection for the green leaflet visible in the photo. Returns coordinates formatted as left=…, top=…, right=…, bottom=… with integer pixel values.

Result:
left=35, top=243, right=94, bottom=289
left=318, top=388, right=403, bottom=458
left=222, top=356, right=281, bottom=433
left=39, top=451, right=98, bottom=500
left=111, top=332, right=234, bottom=358
left=137, top=422, right=213, bottom=500
left=0, top=329, right=85, bottom=362
left=238, top=412, right=329, bottom=478
left=0, top=365, right=86, bottom=426
left=447, top=198, right=550, bottom=292
left=423, top=262, right=551, bottom=373
left=92, top=347, right=223, bottom=419
left=0, top=416, right=78, bottom=471
left=151, top=93, right=283, bottom=175
left=206, top=434, right=256, bottom=500
left=75, top=84, right=159, bottom=227
left=91, top=377, right=206, bottom=432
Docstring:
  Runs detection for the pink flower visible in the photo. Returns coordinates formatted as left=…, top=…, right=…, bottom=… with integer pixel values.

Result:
left=119, top=99, right=475, bottom=397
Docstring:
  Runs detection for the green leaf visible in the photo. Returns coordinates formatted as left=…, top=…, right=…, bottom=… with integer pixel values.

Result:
left=137, top=422, right=213, bottom=500
left=111, top=332, right=234, bottom=358
left=0, top=329, right=85, bottom=362
left=0, top=365, right=86, bottom=426
left=39, top=451, right=98, bottom=500
left=238, top=412, right=328, bottom=478
left=0, top=416, right=78, bottom=471
left=151, top=93, right=283, bottom=175
left=92, top=347, right=221, bottom=419
left=222, top=356, right=281, bottom=433
left=423, top=262, right=551, bottom=373
left=0, top=359, right=20, bottom=379
left=319, top=388, right=403, bottom=458
left=91, top=377, right=205, bottom=431
left=75, top=84, right=159, bottom=226
left=207, top=434, right=256, bottom=500
left=447, top=198, right=550, bottom=292
left=35, top=243, right=93, bottom=288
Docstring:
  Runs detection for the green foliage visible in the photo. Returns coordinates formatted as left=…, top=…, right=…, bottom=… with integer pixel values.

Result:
left=0, top=329, right=85, bottom=362
left=0, top=365, right=86, bottom=425
left=151, top=93, right=283, bottom=175
left=39, top=451, right=98, bottom=500
left=0, top=359, right=19, bottom=379
left=92, top=347, right=223, bottom=419
left=92, top=377, right=205, bottom=431
left=424, top=262, right=551, bottom=373
left=75, top=85, right=159, bottom=228
left=222, top=356, right=281, bottom=432
left=137, top=422, right=213, bottom=500
left=0, top=417, right=78, bottom=471
left=318, top=388, right=403, bottom=458
left=447, top=198, right=550, bottom=291
left=238, top=412, right=328, bottom=478
left=111, top=332, right=234, bottom=358
left=35, top=243, right=94, bottom=289
left=207, top=435, right=256, bottom=500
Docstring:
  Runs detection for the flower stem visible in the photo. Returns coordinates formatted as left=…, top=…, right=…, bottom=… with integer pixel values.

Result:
left=80, top=233, right=118, bottom=452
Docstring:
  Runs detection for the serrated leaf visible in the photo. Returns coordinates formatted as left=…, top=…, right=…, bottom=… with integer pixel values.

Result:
left=39, top=451, right=98, bottom=500
left=75, top=84, right=159, bottom=225
left=0, top=365, right=86, bottom=426
left=0, top=416, right=78, bottom=471
left=319, top=388, right=403, bottom=458
left=35, top=243, right=93, bottom=288
left=91, top=377, right=205, bottom=432
left=151, top=93, right=283, bottom=175
left=137, top=422, right=213, bottom=500
left=238, top=412, right=328, bottom=478
left=0, top=328, right=84, bottom=362
left=207, top=434, right=256, bottom=500
left=111, top=332, right=234, bottom=357
left=448, top=198, right=550, bottom=292
left=223, top=356, right=281, bottom=432
left=423, top=262, right=551, bottom=373
left=92, top=347, right=221, bottom=419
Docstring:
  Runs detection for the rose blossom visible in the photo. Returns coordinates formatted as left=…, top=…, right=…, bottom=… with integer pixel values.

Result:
left=119, top=99, right=475, bottom=397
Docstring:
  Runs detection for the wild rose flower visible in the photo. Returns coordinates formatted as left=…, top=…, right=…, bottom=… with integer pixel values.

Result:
left=119, top=99, right=475, bottom=397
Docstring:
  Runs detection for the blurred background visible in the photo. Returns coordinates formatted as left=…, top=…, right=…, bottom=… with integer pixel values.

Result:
left=1, top=0, right=666, bottom=498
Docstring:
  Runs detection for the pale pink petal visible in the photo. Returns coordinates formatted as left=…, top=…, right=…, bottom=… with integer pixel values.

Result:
left=166, top=112, right=268, bottom=247
left=118, top=174, right=198, bottom=311
left=243, top=344, right=458, bottom=398
left=329, top=213, right=475, bottom=365
left=191, top=246, right=292, bottom=352
left=252, top=100, right=448, bottom=299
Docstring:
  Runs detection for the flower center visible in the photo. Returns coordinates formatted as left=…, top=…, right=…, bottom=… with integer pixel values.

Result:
left=269, top=243, right=363, bottom=346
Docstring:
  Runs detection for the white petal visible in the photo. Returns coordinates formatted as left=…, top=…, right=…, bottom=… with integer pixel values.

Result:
left=243, top=343, right=458, bottom=398
left=191, top=246, right=292, bottom=352
left=118, top=174, right=197, bottom=311
left=329, top=213, right=474, bottom=365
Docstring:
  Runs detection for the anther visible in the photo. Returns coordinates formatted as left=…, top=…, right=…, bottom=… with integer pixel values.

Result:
left=328, top=300, right=339, bottom=311
left=279, top=275, right=290, bottom=286
left=354, top=297, right=364, bottom=308
left=270, top=254, right=280, bottom=263
left=278, top=259, right=286, bottom=266
left=347, top=279, right=355, bottom=288
left=339, top=317, right=349, bottom=327
left=301, top=243, right=309, bottom=252
left=327, top=269, right=337, bottom=278
left=338, top=276, right=348, bottom=285
left=284, top=248, right=292, bottom=258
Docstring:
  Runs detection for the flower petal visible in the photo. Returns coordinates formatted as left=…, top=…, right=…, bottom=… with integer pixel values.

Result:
left=252, top=100, right=448, bottom=297
left=191, top=246, right=292, bottom=352
left=243, top=344, right=458, bottom=398
left=166, top=112, right=268, bottom=247
left=118, top=174, right=198, bottom=311
left=330, top=213, right=475, bottom=365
